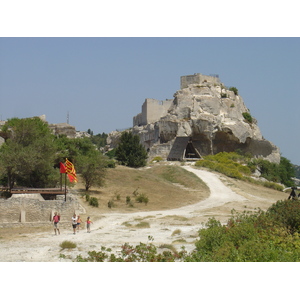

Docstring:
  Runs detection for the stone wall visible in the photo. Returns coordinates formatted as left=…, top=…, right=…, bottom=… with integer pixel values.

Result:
left=0, top=193, right=85, bottom=227
left=133, top=98, right=173, bottom=126
left=180, top=73, right=220, bottom=89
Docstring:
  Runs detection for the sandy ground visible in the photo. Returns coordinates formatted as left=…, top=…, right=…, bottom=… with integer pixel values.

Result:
left=0, top=165, right=286, bottom=262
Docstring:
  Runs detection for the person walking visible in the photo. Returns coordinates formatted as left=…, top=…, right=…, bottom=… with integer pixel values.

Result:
left=86, top=216, right=93, bottom=233
left=76, top=215, right=82, bottom=233
left=288, top=187, right=297, bottom=200
left=52, top=212, right=60, bottom=235
left=72, top=213, right=77, bottom=234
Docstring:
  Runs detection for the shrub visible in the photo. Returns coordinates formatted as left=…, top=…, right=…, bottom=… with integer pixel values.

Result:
left=267, top=199, right=300, bottom=234
left=196, top=152, right=291, bottom=191
left=171, top=229, right=181, bottom=236
left=85, top=194, right=99, bottom=207
left=60, top=241, right=77, bottom=250
left=252, top=156, right=295, bottom=187
left=76, top=240, right=187, bottom=262
left=186, top=208, right=300, bottom=262
left=135, top=193, right=149, bottom=205
left=195, top=152, right=250, bottom=180
left=125, top=196, right=134, bottom=207
left=242, top=112, right=253, bottom=124
left=151, top=156, right=163, bottom=163
left=229, top=86, right=238, bottom=95
left=135, top=222, right=150, bottom=228
left=89, top=196, right=99, bottom=207
left=108, top=200, right=114, bottom=208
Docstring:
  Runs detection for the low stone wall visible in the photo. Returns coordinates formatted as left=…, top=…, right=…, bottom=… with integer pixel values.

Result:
left=0, top=193, right=85, bottom=227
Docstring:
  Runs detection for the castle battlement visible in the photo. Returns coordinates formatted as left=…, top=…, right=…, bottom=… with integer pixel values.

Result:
left=180, top=73, right=220, bottom=89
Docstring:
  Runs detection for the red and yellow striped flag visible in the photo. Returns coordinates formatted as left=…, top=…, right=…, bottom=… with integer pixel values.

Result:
left=65, top=158, right=77, bottom=183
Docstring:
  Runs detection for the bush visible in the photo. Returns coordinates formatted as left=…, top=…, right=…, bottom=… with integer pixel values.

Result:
left=60, top=241, right=77, bottom=250
left=151, top=156, right=163, bottom=163
left=126, top=196, right=134, bottom=207
left=252, top=156, right=295, bottom=186
left=196, top=152, right=292, bottom=190
left=195, top=152, right=251, bottom=180
left=108, top=200, right=114, bottom=208
left=229, top=87, right=238, bottom=95
left=242, top=112, right=253, bottom=124
left=85, top=194, right=99, bottom=207
left=89, top=196, right=99, bottom=207
left=76, top=239, right=187, bottom=262
left=186, top=206, right=300, bottom=262
left=135, top=222, right=150, bottom=228
left=267, top=199, right=300, bottom=234
left=135, top=193, right=149, bottom=205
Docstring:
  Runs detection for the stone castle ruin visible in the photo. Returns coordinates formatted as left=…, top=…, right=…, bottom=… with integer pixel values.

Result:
left=108, top=73, right=280, bottom=163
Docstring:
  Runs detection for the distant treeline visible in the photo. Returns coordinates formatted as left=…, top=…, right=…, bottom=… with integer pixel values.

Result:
left=294, top=165, right=300, bottom=179
left=87, top=129, right=108, bottom=150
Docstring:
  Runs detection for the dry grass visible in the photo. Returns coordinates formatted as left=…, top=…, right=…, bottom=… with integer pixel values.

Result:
left=75, top=164, right=210, bottom=217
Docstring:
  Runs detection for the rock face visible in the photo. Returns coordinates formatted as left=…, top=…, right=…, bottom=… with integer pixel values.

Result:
left=48, top=122, right=77, bottom=138
left=108, top=73, right=280, bottom=163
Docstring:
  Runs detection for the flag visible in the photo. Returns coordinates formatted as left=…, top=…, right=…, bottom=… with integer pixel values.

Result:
left=60, top=162, right=66, bottom=173
left=67, top=173, right=77, bottom=182
left=65, top=158, right=77, bottom=182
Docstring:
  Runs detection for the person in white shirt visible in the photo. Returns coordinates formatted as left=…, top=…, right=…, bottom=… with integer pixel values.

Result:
left=72, top=213, right=77, bottom=234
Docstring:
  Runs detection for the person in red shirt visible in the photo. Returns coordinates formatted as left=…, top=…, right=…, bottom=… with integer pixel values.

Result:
left=86, top=216, right=93, bottom=233
left=52, top=212, right=60, bottom=235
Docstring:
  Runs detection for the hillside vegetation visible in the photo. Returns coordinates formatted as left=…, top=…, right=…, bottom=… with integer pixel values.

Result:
left=76, top=164, right=210, bottom=215
left=195, top=151, right=295, bottom=189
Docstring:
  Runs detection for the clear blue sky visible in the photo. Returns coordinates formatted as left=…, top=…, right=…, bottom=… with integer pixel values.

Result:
left=0, top=37, right=300, bottom=164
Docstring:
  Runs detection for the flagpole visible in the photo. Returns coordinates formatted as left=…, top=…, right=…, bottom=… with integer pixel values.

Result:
left=60, top=172, right=62, bottom=191
left=65, top=173, right=67, bottom=202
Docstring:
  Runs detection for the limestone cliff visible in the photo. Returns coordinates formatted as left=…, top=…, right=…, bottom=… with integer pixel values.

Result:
left=108, top=73, right=280, bottom=163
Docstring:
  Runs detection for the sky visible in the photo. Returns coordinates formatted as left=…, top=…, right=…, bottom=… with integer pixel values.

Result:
left=1, top=37, right=299, bottom=164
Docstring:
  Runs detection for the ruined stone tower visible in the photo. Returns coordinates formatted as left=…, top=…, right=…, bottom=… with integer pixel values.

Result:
left=107, top=73, right=280, bottom=163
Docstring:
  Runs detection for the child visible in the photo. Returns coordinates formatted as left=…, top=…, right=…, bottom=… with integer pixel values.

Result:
left=77, top=215, right=82, bottom=233
left=86, top=216, right=93, bottom=233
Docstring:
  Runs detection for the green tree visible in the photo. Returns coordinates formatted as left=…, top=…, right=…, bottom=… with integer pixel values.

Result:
left=77, top=150, right=108, bottom=191
left=90, top=132, right=108, bottom=150
left=0, top=117, right=57, bottom=189
left=115, top=131, right=148, bottom=168
left=54, top=136, right=97, bottom=165
left=254, top=156, right=295, bottom=186
left=278, top=156, right=295, bottom=186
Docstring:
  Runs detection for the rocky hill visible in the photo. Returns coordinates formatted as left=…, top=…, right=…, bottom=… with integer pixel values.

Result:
left=107, top=73, right=280, bottom=163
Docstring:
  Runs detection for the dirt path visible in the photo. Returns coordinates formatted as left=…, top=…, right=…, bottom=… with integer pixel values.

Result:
left=0, top=166, right=283, bottom=262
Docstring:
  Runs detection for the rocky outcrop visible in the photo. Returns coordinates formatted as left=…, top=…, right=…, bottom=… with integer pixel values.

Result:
left=107, top=73, right=280, bottom=163
left=48, top=122, right=76, bottom=138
